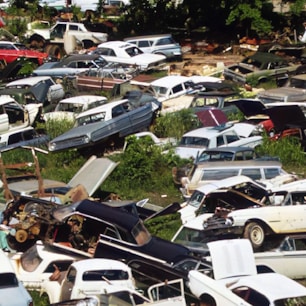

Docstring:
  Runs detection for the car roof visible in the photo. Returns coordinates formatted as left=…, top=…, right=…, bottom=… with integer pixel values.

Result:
left=98, top=40, right=136, bottom=49
left=71, top=258, right=131, bottom=273
left=8, top=178, right=68, bottom=194
left=182, top=124, right=235, bottom=138
left=124, top=34, right=173, bottom=40
left=52, top=199, right=140, bottom=231
left=244, top=51, right=288, bottom=63
left=75, top=99, right=129, bottom=119
left=58, top=54, right=104, bottom=64
left=201, top=146, right=254, bottom=153
left=194, top=159, right=283, bottom=169
left=59, top=95, right=108, bottom=105
left=6, top=76, right=53, bottom=87
left=151, top=75, right=190, bottom=87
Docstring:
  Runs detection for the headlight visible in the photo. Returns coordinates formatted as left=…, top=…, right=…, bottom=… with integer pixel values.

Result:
left=48, top=142, right=56, bottom=151
left=225, top=217, right=233, bottom=226
left=83, top=136, right=90, bottom=143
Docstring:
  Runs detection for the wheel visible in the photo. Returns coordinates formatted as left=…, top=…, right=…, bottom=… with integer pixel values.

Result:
left=243, top=222, right=265, bottom=250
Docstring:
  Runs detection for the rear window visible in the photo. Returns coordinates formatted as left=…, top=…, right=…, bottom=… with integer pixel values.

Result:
left=83, top=269, right=129, bottom=281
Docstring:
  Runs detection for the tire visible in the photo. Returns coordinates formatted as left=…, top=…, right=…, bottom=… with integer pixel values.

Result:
left=45, top=44, right=63, bottom=59
left=243, top=222, right=265, bottom=250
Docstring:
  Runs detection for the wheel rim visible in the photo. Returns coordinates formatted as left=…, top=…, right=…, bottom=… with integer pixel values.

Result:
left=250, top=225, right=264, bottom=245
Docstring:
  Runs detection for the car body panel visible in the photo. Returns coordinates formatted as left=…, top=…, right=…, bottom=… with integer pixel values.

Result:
left=48, top=99, right=155, bottom=152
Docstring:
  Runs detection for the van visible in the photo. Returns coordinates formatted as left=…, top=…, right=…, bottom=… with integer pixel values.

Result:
left=180, top=160, right=287, bottom=198
left=124, top=34, right=182, bottom=61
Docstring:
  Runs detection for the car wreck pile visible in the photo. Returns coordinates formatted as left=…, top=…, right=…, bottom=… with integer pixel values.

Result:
left=2, top=17, right=306, bottom=306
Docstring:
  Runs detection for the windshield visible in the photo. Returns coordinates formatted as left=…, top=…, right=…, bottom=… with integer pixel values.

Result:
left=56, top=102, right=84, bottom=113
left=20, top=245, right=43, bottom=272
left=131, top=221, right=151, bottom=245
left=173, top=227, right=208, bottom=249
left=179, top=136, right=209, bottom=147
left=198, top=151, right=234, bottom=162
left=188, top=190, right=205, bottom=208
left=151, top=85, right=168, bottom=98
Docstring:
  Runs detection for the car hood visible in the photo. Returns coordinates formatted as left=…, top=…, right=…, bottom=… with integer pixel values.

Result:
left=208, top=239, right=257, bottom=280
left=68, top=156, right=118, bottom=196
left=196, top=109, right=228, bottom=126
left=230, top=99, right=266, bottom=117
left=264, top=105, right=306, bottom=131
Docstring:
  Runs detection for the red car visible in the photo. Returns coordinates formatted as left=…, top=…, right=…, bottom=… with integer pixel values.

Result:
left=0, top=40, right=49, bottom=65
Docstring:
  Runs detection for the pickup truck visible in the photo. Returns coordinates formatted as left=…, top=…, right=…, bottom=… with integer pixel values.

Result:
left=25, top=21, right=108, bottom=57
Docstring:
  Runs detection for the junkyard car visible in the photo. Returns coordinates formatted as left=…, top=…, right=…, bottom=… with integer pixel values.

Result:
left=174, top=122, right=262, bottom=160
left=180, top=159, right=287, bottom=199
left=1, top=76, right=65, bottom=112
left=33, top=54, right=109, bottom=78
left=10, top=241, right=84, bottom=294
left=223, top=51, right=299, bottom=85
left=124, top=33, right=183, bottom=61
left=0, top=126, right=49, bottom=151
left=0, top=249, right=33, bottom=306
left=0, top=40, right=49, bottom=65
left=0, top=95, right=43, bottom=133
left=201, top=188, right=306, bottom=250
left=46, top=258, right=136, bottom=303
left=48, top=99, right=157, bottom=152
left=91, top=40, right=166, bottom=71
left=255, top=234, right=306, bottom=280
left=44, top=95, right=108, bottom=122
left=188, top=239, right=306, bottom=306
left=178, top=175, right=268, bottom=223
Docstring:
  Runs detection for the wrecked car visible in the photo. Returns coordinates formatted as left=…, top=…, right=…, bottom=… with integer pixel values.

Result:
left=48, top=99, right=157, bottom=153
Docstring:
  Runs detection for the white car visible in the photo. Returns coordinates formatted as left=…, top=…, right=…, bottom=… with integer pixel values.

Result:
left=0, top=95, right=42, bottom=134
left=255, top=234, right=306, bottom=279
left=0, top=249, right=33, bottom=306
left=92, top=40, right=166, bottom=70
left=44, top=95, right=108, bottom=122
left=10, top=241, right=83, bottom=293
left=202, top=190, right=306, bottom=250
left=178, top=175, right=268, bottom=223
left=174, top=122, right=262, bottom=160
left=188, top=239, right=306, bottom=306
left=4, top=76, right=65, bottom=110
left=51, top=258, right=136, bottom=303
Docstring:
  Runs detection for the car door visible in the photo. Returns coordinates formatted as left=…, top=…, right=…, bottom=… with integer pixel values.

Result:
left=0, top=105, right=9, bottom=133
left=59, top=266, right=77, bottom=301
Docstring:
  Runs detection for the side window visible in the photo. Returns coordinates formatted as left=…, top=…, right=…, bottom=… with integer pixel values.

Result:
left=69, top=25, right=79, bottom=31
left=66, top=267, right=77, bottom=284
left=156, top=38, right=172, bottom=46
left=205, top=98, right=218, bottom=107
left=8, top=132, right=23, bottom=145
left=191, top=97, right=204, bottom=107
left=171, top=84, right=184, bottom=95
left=45, top=261, right=74, bottom=273
left=264, top=168, right=281, bottom=179
left=235, top=152, right=244, bottom=161
left=202, top=169, right=239, bottom=181
left=244, top=150, right=256, bottom=160
left=138, top=40, right=150, bottom=48
left=241, top=168, right=261, bottom=180
left=217, top=135, right=225, bottom=146
left=112, top=105, right=125, bottom=117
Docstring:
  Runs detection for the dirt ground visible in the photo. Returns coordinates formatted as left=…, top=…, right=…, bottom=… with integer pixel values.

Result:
left=169, top=49, right=244, bottom=77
